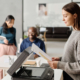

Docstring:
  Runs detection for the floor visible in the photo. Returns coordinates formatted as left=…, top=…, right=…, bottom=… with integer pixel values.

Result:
left=44, top=40, right=66, bottom=57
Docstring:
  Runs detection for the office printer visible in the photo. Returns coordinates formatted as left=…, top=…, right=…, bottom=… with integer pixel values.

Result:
left=7, top=47, right=54, bottom=80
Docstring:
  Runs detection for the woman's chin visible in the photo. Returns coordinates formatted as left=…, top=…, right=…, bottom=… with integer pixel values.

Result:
left=8, top=26, right=13, bottom=28
left=65, top=24, right=70, bottom=26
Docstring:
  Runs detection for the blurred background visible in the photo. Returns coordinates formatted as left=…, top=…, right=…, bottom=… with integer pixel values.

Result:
left=0, top=0, right=80, bottom=56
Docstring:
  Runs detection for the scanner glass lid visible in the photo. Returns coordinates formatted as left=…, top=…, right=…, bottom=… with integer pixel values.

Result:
left=7, top=47, right=32, bottom=76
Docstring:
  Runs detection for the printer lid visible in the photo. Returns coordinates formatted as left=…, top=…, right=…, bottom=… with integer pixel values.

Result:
left=7, top=47, right=32, bottom=76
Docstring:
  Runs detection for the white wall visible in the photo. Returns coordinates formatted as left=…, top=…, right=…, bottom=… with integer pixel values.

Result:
left=23, top=0, right=71, bottom=31
left=73, top=0, right=80, bottom=1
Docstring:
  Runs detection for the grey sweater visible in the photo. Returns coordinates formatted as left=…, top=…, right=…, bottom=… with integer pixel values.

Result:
left=58, top=30, right=80, bottom=80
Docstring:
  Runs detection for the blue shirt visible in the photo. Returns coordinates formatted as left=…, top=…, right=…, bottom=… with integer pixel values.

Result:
left=0, top=26, right=17, bottom=46
left=20, top=37, right=46, bottom=54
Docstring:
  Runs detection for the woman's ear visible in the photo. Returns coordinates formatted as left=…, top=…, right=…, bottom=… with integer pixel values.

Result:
left=5, top=21, right=7, bottom=23
left=73, top=13, right=77, bottom=19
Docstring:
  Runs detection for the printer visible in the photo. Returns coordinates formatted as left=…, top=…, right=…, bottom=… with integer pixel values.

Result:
left=7, top=47, right=54, bottom=80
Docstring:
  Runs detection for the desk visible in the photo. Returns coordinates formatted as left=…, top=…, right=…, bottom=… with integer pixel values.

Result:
left=2, top=57, right=63, bottom=80
left=0, top=55, right=17, bottom=77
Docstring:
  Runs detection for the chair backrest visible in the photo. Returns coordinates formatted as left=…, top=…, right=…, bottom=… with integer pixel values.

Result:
left=17, top=38, right=23, bottom=53
left=36, top=27, right=40, bottom=36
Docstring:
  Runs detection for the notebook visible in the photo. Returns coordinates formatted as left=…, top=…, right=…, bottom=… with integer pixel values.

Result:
left=0, top=36, right=6, bottom=40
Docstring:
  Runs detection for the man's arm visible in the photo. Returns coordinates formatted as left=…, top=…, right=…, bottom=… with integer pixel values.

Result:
left=20, top=41, right=24, bottom=52
left=40, top=41, right=46, bottom=53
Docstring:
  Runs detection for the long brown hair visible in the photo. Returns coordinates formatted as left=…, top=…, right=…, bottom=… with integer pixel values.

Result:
left=2, top=15, right=15, bottom=34
left=62, top=2, right=80, bottom=30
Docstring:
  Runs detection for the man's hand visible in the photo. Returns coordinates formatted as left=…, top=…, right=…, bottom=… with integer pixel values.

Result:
left=34, top=54, right=39, bottom=59
left=48, top=61, right=58, bottom=69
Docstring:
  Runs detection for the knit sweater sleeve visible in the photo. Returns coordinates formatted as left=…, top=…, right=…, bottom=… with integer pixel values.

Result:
left=57, top=37, right=80, bottom=75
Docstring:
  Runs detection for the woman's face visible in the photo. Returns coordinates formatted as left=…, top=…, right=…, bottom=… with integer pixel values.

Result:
left=6, top=19, right=14, bottom=28
left=62, top=9, right=75, bottom=27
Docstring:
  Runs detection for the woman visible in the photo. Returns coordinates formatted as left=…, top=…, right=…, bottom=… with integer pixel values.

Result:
left=48, top=2, right=80, bottom=80
left=0, top=15, right=17, bottom=57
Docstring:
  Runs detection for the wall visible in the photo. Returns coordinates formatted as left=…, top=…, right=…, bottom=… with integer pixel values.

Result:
left=0, top=0, right=22, bottom=45
left=23, top=0, right=71, bottom=31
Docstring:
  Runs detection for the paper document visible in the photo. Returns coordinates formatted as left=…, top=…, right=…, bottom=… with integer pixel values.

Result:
left=0, top=36, right=6, bottom=40
left=31, top=43, right=51, bottom=61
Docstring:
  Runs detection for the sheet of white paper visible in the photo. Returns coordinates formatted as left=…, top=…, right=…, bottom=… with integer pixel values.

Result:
left=4, top=58, right=9, bottom=63
left=31, top=43, right=52, bottom=61
left=0, top=36, right=6, bottom=40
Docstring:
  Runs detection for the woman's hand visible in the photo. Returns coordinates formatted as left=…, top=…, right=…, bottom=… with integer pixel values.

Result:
left=52, top=57, right=60, bottom=61
left=4, top=39, right=8, bottom=44
left=48, top=61, right=58, bottom=69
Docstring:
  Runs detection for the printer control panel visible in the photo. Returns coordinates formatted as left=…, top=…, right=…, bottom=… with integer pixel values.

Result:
left=43, top=68, right=54, bottom=80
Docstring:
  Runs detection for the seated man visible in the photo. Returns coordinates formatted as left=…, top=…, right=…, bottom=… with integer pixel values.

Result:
left=20, top=27, right=46, bottom=59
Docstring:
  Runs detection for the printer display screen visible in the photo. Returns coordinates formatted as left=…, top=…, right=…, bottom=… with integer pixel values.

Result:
left=26, top=67, right=45, bottom=77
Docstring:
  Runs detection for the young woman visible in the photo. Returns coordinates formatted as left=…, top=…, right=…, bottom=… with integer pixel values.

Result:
left=48, top=2, right=80, bottom=80
left=0, top=15, right=17, bottom=57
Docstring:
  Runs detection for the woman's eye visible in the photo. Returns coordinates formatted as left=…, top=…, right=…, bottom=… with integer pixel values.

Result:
left=64, top=16, right=67, bottom=17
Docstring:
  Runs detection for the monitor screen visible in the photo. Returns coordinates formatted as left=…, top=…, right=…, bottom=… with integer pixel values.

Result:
left=26, top=67, right=45, bottom=77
